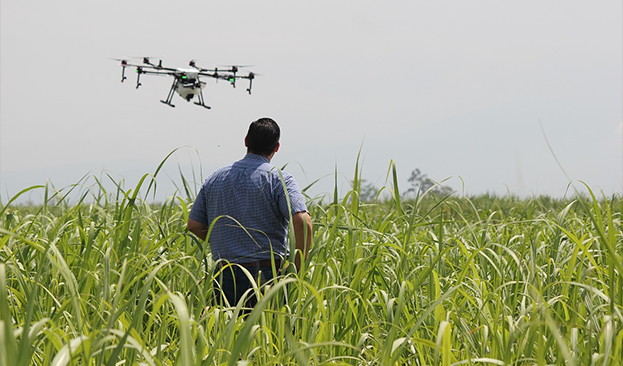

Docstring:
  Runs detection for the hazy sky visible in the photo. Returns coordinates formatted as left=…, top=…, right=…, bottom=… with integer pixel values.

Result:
left=1, top=1, right=622, bottom=203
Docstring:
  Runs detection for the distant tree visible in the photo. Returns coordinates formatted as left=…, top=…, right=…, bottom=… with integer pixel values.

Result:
left=360, top=180, right=379, bottom=202
left=352, top=179, right=379, bottom=202
left=406, top=168, right=453, bottom=197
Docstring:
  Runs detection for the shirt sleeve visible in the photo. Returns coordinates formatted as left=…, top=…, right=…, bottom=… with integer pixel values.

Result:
left=189, top=187, right=209, bottom=225
left=276, top=172, right=308, bottom=218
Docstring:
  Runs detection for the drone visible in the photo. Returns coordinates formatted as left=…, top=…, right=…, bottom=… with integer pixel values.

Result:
left=117, top=57, right=255, bottom=109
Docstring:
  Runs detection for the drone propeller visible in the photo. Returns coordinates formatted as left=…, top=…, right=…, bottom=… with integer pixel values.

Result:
left=218, top=65, right=254, bottom=74
left=219, top=64, right=254, bottom=68
left=189, top=60, right=219, bottom=73
left=142, top=57, right=163, bottom=68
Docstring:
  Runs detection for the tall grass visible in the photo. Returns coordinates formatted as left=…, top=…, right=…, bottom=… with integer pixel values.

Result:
left=0, top=158, right=621, bottom=365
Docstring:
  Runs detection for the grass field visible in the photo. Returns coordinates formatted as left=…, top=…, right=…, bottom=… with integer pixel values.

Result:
left=1, top=161, right=621, bottom=365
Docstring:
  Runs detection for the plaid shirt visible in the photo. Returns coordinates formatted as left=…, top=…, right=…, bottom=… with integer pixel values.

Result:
left=189, top=153, right=308, bottom=263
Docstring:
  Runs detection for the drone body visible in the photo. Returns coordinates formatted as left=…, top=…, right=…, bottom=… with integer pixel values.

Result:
left=117, top=58, right=255, bottom=109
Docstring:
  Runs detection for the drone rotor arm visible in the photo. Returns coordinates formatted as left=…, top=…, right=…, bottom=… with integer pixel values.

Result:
left=133, top=67, right=173, bottom=88
left=152, top=66, right=179, bottom=72
left=139, top=69, right=176, bottom=76
left=196, top=71, right=230, bottom=80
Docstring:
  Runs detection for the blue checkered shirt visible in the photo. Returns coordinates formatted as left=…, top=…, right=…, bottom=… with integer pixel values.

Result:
left=189, top=153, right=308, bottom=263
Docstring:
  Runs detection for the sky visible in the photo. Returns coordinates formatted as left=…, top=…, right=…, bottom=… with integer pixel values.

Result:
left=1, top=1, right=622, bottom=204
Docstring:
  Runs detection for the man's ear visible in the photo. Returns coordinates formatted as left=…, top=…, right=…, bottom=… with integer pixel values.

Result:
left=274, top=142, right=280, bottom=153
left=244, top=136, right=249, bottom=147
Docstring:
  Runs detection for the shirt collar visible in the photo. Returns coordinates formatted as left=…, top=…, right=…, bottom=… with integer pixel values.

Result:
left=244, top=153, right=270, bottom=163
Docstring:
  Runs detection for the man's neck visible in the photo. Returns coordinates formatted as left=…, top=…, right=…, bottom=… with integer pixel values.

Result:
left=247, top=151, right=274, bottom=162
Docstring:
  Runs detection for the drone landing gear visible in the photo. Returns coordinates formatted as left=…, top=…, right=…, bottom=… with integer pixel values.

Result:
left=194, top=88, right=211, bottom=109
left=160, top=79, right=179, bottom=108
left=194, top=102, right=211, bottom=109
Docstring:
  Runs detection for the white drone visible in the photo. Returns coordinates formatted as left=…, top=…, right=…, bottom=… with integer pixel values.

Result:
left=117, top=57, right=255, bottom=109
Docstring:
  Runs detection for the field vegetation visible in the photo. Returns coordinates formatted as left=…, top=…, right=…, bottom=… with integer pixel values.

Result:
left=1, top=160, right=621, bottom=365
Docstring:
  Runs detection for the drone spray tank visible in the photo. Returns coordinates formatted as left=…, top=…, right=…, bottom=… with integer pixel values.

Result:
left=175, top=70, right=206, bottom=102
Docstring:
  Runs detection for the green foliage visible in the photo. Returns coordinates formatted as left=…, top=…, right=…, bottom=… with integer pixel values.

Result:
left=0, top=160, right=621, bottom=365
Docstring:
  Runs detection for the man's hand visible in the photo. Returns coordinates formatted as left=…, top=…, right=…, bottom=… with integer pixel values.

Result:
left=187, top=218, right=209, bottom=241
left=292, top=211, right=312, bottom=271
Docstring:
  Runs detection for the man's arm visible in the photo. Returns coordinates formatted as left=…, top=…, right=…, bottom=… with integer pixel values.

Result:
left=292, top=211, right=312, bottom=271
left=187, top=218, right=209, bottom=241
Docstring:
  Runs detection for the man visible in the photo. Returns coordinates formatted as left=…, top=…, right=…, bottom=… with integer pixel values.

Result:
left=187, top=117, right=312, bottom=308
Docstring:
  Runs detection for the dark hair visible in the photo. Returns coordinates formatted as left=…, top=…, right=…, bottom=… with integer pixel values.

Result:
left=246, top=117, right=280, bottom=156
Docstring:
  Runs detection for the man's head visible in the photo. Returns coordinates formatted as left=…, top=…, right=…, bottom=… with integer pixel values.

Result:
left=245, top=117, right=281, bottom=157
